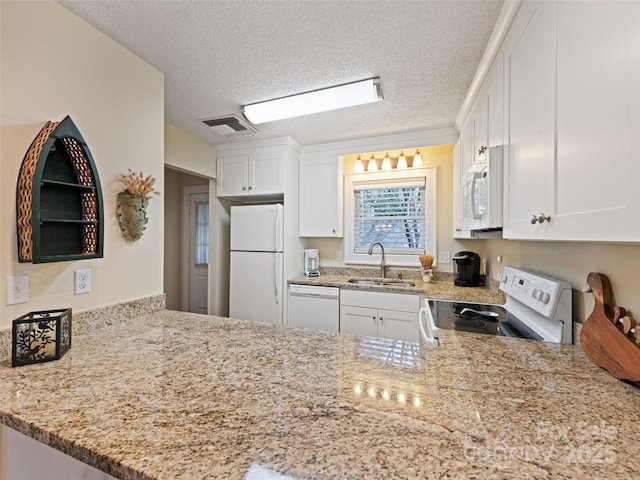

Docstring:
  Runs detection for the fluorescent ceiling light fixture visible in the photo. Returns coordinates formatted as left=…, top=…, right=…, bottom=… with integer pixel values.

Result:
left=242, top=78, right=383, bottom=124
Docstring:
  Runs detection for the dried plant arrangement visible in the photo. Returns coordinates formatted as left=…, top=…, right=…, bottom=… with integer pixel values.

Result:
left=118, top=169, right=160, bottom=198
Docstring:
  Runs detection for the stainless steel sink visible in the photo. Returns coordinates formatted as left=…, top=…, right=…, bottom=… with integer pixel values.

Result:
left=347, top=278, right=416, bottom=287
left=383, top=281, right=416, bottom=287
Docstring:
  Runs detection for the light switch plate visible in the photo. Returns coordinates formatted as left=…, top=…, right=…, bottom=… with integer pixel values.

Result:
left=438, top=251, right=451, bottom=264
left=7, top=275, right=29, bottom=305
left=75, top=269, right=91, bottom=294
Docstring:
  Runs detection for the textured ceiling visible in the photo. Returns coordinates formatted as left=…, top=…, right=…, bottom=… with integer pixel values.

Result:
left=59, top=0, right=503, bottom=146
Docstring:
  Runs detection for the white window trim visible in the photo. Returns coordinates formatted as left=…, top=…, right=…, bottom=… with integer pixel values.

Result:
left=344, top=167, right=437, bottom=267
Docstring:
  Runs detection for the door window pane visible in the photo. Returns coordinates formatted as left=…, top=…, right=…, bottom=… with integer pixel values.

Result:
left=195, top=202, right=209, bottom=265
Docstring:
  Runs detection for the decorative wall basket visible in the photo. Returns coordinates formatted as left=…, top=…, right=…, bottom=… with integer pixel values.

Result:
left=12, top=308, right=72, bottom=367
left=116, top=192, right=149, bottom=241
left=116, top=170, right=159, bottom=242
left=16, top=116, right=104, bottom=263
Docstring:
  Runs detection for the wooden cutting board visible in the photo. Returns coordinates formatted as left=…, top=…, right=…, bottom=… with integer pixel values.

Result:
left=581, top=272, right=640, bottom=382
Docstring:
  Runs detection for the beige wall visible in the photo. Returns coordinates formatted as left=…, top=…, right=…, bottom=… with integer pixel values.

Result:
left=306, top=144, right=468, bottom=273
left=467, top=239, right=640, bottom=326
left=0, top=1, right=164, bottom=328
left=165, top=123, right=216, bottom=178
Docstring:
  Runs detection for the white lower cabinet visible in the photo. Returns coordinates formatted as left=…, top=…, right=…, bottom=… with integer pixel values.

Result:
left=1, top=425, right=117, bottom=479
left=340, top=290, right=420, bottom=343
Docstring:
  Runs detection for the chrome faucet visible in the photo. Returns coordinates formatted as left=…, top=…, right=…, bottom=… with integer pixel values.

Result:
left=367, top=242, right=386, bottom=278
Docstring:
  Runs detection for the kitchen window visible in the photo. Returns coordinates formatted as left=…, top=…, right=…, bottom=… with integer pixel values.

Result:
left=345, top=168, right=436, bottom=266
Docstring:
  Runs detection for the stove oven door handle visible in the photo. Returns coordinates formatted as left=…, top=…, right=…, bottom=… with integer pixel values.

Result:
left=419, top=306, right=440, bottom=347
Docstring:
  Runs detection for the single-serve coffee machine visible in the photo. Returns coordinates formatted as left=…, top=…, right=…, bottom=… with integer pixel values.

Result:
left=453, top=251, right=482, bottom=287
left=304, top=249, right=320, bottom=277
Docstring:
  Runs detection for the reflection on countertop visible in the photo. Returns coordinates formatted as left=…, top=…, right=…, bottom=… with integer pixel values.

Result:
left=1, top=306, right=638, bottom=480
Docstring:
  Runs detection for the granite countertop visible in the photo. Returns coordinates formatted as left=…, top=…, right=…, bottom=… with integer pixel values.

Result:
left=288, top=274, right=507, bottom=304
left=1, top=310, right=638, bottom=480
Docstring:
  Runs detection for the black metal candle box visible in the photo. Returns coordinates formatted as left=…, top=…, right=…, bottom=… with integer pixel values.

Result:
left=12, top=308, right=72, bottom=367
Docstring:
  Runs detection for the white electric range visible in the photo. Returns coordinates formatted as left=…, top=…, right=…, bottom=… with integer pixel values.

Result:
left=420, top=266, right=573, bottom=346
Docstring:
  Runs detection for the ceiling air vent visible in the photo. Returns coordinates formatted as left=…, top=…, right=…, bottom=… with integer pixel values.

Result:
left=201, top=114, right=258, bottom=137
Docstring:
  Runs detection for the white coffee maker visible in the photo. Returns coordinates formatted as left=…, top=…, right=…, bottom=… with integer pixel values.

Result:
left=304, top=249, right=320, bottom=277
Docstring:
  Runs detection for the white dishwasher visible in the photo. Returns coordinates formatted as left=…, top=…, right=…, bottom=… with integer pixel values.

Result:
left=289, top=284, right=340, bottom=332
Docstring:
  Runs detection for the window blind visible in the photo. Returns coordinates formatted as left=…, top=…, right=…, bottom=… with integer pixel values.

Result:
left=353, top=178, right=426, bottom=254
left=195, top=202, right=209, bottom=265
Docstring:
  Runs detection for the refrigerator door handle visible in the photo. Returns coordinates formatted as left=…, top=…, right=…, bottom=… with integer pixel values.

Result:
left=275, top=252, right=281, bottom=304
left=275, top=205, right=282, bottom=251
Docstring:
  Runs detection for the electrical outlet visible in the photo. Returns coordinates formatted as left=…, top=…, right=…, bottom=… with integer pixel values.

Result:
left=336, top=250, right=342, bottom=261
left=6, top=276, right=28, bottom=305
left=438, top=251, right=451, bottom=264
left=75, top=269, right=91, bottom=294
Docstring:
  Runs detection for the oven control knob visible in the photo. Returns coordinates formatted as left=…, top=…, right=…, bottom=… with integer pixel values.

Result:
left=497, top=273, right=508, bottom=283
left=531, top=289, right=540, bottom=300
left=540, top=292, right=550, bottom=304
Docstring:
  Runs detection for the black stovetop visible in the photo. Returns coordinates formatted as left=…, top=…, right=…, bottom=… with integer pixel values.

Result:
left=429, top=300, right=543, bottom=340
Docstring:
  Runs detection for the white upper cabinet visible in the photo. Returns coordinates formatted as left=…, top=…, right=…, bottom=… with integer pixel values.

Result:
left=553, top=1, right=640, bottom=241
left=217, top=152, right=282, bottom=197
left=453, top=50, right=504, bottom=239
left=503, top=0, right=640, bottom=241
left=216, top=145, right=287, bottom=199
left=471, top=92, right=488, bottom=164
left=217, top=154, right=248, bottom=197
left=502, top=0, right=557, bottom=239
left=298, top=152, right=343, bottom=237
left=453, top=133, right=472, bottom=239
left=486, top=51, right=504, bottom=148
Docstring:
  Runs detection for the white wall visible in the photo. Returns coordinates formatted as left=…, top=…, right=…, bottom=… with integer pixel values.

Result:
left=0, top=1, right=164, bottom=328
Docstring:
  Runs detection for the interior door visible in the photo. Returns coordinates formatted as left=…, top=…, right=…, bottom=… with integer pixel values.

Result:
left=183, top=187, right=209, bottom=314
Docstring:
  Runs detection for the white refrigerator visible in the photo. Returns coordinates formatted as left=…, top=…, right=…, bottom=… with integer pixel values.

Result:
left=229, top=204, right=284, bottom=324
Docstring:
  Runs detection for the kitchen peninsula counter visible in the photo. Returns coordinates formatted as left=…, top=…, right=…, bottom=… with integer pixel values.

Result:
left=1, top=310, right=638, bottom=480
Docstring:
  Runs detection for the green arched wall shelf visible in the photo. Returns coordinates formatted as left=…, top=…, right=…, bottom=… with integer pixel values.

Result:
left=16, top=116, right=104, bottom=263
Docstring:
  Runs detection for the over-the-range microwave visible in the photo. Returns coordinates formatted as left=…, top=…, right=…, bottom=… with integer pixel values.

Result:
left=462, top=145, right=503, bottom=232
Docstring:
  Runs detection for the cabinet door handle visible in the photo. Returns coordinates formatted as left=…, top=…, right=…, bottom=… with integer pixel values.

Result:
left=248, top=186, right=253, bottom=191
left=372, top=316, right=376, bottom=320
left=531, top=213, right=551, bottom=224
left=332, top=228, right=336, bottom=233
left=242, top=186, right=247, bottom=191
left=379, top=316, right=383, bottom=322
